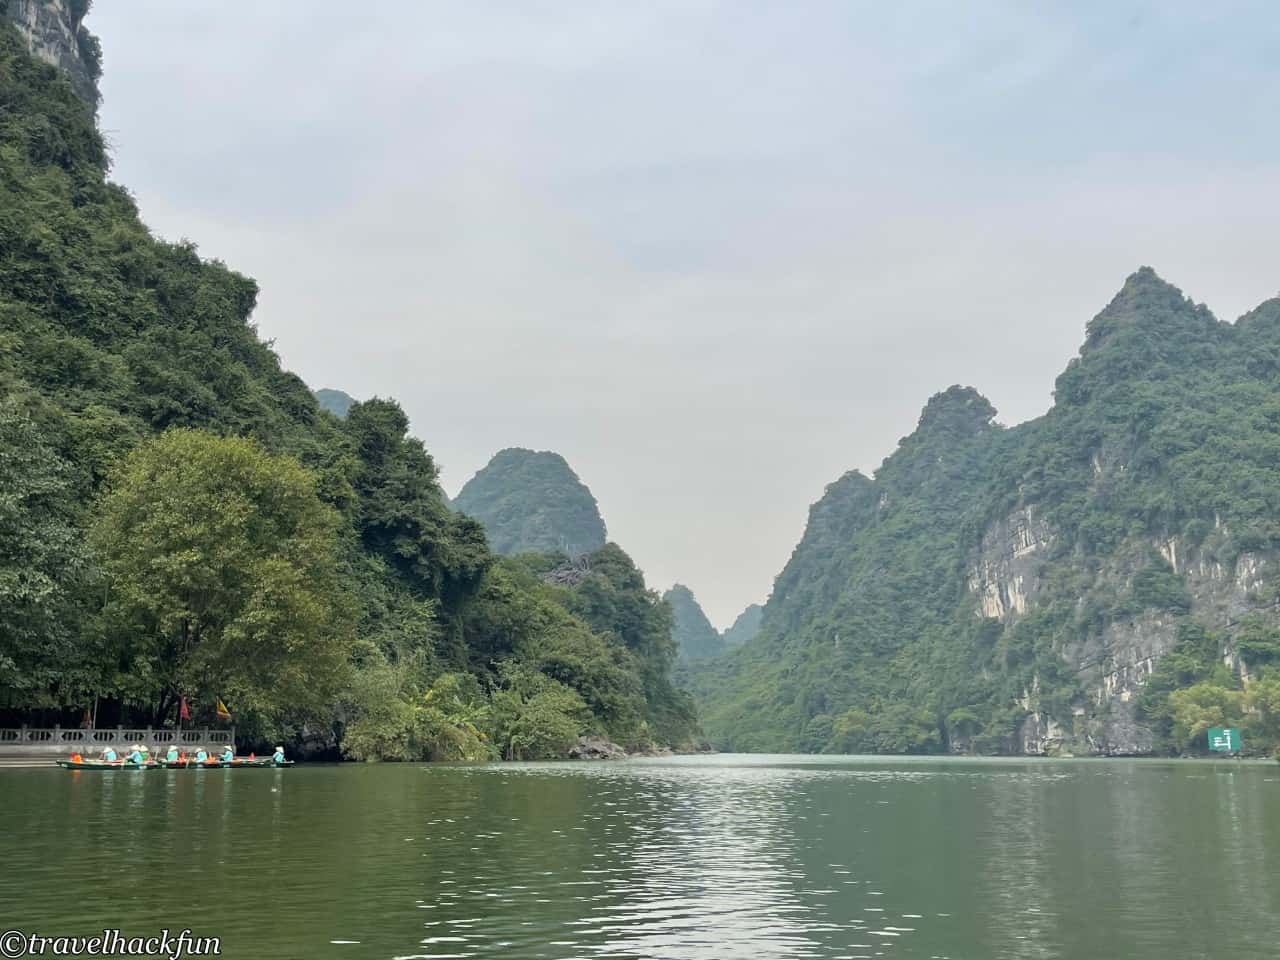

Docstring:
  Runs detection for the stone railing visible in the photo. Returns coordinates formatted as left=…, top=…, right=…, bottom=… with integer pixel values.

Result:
left=0, top=726, right=235, bottom=757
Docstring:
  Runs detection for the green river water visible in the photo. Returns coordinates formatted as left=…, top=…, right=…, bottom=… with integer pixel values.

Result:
left=2, top=755, right=1278, bottom=959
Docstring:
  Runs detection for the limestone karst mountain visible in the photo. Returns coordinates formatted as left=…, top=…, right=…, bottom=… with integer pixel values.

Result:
left=454, top=449, right=607, bottom=557
left=722, top=603, right=763, bottom=648
left=315, top=388, right=357, bottom=418
left=664, top=584, right=724, bottom=661
left=693, top=269, right=1280, bottom=757
left=4, top=0, right=99, bottom=107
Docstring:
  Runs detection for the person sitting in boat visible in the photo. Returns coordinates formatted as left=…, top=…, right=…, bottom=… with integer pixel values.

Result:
left=125, top=744, right=145, bottom=764
left=194, top=746, right=208, bottom=763
left=219, top=744, right=234, bottom=763
left=140, top=744, right=151, bottom=763
left=272, top=745, right=285, bottom=765
left=165, top=744, right=179, bottom=763
left=69, top=752, right=82, bottom=764
left=102, top=745, right=117, bottom=762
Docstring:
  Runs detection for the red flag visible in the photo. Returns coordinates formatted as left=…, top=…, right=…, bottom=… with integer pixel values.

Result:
left=179, top=696, right=191, bottom=721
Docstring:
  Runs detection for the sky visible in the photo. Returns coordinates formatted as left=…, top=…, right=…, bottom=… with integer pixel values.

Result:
left=85, top=2, right=1280, bottom=627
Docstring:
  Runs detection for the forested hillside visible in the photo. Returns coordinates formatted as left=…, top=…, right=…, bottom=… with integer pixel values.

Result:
left=0, top=13, right=696, bottom=757
left=664, top=584, right=723, bottom=661
left=693, top=269, right=1280, bottom=757
left=454, top=448, right=607, bottom=557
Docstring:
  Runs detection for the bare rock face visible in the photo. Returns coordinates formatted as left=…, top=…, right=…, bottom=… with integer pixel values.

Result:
left=541, top=554, right=592, bottom=587
left=5, top=0, right=100, bottom=108
left=968, top=506, right=1053, bottom=619
left=567, top=735, right=628, bottom=761
left=971, top=499, right=1276, bottom=755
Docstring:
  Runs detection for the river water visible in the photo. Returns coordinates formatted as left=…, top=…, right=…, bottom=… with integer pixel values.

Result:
left=2, top=755, right=1278, bottom=959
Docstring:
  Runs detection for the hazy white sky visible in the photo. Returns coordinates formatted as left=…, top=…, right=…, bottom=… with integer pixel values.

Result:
left=87, top=2, right=1280, bottom=626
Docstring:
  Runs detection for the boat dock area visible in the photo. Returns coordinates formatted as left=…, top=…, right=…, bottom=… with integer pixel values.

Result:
left=0, top=726, right=236, bottom=763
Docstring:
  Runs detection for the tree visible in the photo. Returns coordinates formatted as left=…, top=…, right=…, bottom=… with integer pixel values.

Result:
left=1167, top=683, right=1243, bottom=750
left=343, top=398, right=490, bottom=628
left=91, top=430, right=352, bottom=734
left=341, top=664, right=490, bottom=762
left=0, top=403, right=93, bottom=707
left=1245, top=677, right=1280, bottom=745
left=489, top=663, right=589, bottom=761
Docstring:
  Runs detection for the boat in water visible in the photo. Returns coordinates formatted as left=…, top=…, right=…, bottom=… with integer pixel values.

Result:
left=55, top=758, right=294, bottom=770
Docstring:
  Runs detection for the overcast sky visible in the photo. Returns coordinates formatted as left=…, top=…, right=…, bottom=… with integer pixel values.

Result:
left=86, top=2, right=1280, bottom=626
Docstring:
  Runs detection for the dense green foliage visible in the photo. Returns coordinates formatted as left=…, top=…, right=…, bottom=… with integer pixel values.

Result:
left=91, top=431, right=351, bottom=739
left=693, top=269, right=1280, bottom=756
left=549, top=545, right=697, bottom=746
left=0, top=21, right=696, bottom=756
left=0, top=403, right=92, bottom=704
left=722, top=603, right=762, bottom=648
left=664, top=584, right=724, bottom=661
left=1138, top=619, right=1280, bottom=753
left=453, top=448, right=607, bottom=557
left=314, top=388, right=357, bottom=418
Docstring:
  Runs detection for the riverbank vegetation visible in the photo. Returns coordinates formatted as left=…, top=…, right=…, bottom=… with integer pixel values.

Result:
left=0, top=20, right=696, bottom=758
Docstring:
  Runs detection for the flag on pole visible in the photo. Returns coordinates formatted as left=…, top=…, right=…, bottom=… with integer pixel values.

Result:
left=179, top=696, right=191, bottom=721
left=215, top=698, right=232, bottom=721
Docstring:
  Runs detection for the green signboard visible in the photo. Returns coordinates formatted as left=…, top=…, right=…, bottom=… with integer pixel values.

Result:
left=1208, top=727, right=1241, bottom=752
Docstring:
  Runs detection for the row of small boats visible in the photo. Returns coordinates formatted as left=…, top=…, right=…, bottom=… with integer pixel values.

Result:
left=56, top=757, right=294, bottom=770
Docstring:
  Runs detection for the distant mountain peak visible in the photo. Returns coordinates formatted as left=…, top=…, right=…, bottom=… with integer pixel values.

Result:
left=664, top=584, right=724, bottom=661
left=915, top=385, right=997, bottom=435
left=1082, top=267, right=1216, bottom=354
left=722, top=602, right=763, bottom=648
left=315, top=388, right=357, bottom=418
left=454, top=448, right=606, bottom=556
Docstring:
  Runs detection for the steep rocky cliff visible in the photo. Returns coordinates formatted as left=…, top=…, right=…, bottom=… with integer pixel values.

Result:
left=3, top=0, right=99, bottom=107
left=694, top=269, right=1280, bottom=756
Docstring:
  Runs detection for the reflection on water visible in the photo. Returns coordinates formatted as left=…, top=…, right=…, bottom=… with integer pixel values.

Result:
left=2, top=756, right=1278, bottom=960
left=583, top=769, right=821, bottom=957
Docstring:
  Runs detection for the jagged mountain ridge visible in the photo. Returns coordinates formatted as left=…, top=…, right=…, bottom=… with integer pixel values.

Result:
left=695, top=268, right=1280, bottom=756
left=454, top=448, right=607, bottom=557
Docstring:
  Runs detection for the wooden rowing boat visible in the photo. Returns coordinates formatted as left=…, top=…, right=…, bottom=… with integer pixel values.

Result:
left=55, top=758, right=295, bottom=770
